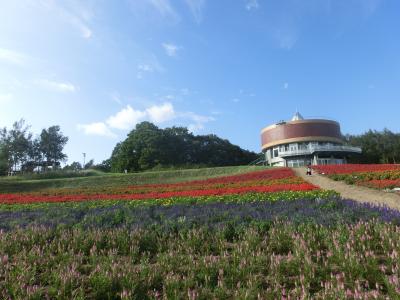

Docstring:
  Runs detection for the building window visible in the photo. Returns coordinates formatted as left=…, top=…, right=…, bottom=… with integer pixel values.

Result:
left=273, top=149, right=279, bottom=157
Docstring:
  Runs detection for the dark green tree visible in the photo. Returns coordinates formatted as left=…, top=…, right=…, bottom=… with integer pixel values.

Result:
left=39, top=125, right=69, bottom=169
left=63, top=161, right=82, bottom=171
left=0, top=119, right=32, bottom=173
left=109, top=122, right=259, bottom=172
left=346, top=128, right=400, bottom=164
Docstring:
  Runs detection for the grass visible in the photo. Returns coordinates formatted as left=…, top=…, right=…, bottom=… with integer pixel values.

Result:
left=0, top=165, right=264, bottom=194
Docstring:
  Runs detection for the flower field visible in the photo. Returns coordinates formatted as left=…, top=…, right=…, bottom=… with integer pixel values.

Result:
left=2, top=166, right=400, bottom=298
left=0, top=168, right=318, bottom=205
left=313, top=164, right=400, bottom=191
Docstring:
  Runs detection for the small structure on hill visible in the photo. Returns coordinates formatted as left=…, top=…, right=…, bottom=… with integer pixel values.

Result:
left=261, top=112, right=361, bottom=167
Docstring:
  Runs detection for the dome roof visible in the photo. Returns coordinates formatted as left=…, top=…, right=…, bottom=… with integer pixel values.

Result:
left=291, top=112, right=304, bottom=121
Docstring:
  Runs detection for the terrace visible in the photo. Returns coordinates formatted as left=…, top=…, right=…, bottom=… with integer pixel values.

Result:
left=278, top=144, right=362, bottom=157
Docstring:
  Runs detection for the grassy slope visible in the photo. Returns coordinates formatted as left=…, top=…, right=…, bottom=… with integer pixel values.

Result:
left=0, top=165, right=265, bottom=193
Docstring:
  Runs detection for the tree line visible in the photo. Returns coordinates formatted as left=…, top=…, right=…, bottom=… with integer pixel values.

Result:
left=0, top=120, right=68, bottom=175
left=346, top=129, right=400, bottom=164
left=108, top=122, right=259, bottom=172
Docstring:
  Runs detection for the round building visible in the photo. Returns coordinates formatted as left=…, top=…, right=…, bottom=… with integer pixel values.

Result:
left=261, top=112, right=361, bottom=167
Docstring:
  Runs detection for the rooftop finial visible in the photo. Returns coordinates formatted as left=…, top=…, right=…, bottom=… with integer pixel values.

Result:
left=291, top=111, right=304, bottom=121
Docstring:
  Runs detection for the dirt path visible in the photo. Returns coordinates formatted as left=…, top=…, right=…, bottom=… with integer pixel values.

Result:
left=293, top=167, right=400, bottom=210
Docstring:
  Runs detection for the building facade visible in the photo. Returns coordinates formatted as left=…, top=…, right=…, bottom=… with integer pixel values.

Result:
left=261, top=113, right=362, bottom=167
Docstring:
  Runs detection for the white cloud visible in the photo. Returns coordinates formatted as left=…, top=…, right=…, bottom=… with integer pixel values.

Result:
left=232, top=98, right=240, bottom=103
left=162, top=43, right=181, bottom=57
left=79, top=103, right=214, bottom=136
left=146, top=102, right=175, bottom=123
left=0, top=48, right=27, bottom=65
left=0, top=93, right=13, bottom=104
left=245, top=0, right=259, bottom=11
left=283, top=82, right=289, bottom=89
left=77, top=122, right=116, bottom=138
left=106, top=105, right=147, bottom=130
left=35, top=79, right=77, bottom=92
left=184, top=0, right=205, bottom=23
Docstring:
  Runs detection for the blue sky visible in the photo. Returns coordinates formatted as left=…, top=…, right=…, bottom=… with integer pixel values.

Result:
left=1, top=0, right=399, bottom=165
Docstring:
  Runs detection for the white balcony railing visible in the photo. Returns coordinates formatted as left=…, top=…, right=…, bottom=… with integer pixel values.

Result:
left=278, top=145, right=362, bottom=157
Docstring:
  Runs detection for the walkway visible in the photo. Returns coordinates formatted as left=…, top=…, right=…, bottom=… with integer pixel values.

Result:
left=293, top=167, right=400, bottom=210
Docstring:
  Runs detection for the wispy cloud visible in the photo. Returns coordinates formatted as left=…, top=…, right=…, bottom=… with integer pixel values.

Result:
left=0, top=48, right=27, bottom=65
left=77, top=122, right=116, bottom=138
left=283, top=82, right=289, bottom=89
left=359, top=0, right=382, bottom=16
left=39, top=1, right=93, bottom=39
left=35, top=79, right=77, bottom=93
left=245, top=0, right=259, bottom=11
left=184, top=0, right=205, bottom=23
left=274, top=29, right=298, bottom=50
left=110, top=92, right=122, bottom=104
left=180, top=111, right=215, bottom=133
left=136, top=57, right=165, bottom=79
left=148, top=0, right=179, bottom=20
left=162, top=43, right=181, bottom=57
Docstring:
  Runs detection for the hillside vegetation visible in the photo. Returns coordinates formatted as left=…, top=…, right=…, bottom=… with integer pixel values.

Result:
left=108, top=122, right=259, bottom=172
left=0, top=165, right=264, bottom=193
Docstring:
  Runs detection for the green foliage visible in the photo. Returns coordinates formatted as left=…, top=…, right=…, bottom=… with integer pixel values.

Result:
left=0, top=144, right=8, bottom=175
left=39, top=125, right=69, bottom=167
left=1, top=221, right=400, bottom=299
left=346, top=128, right=400, bottom=164
left=0, top=165, right=263, bottom=193
left=0, top=121, right=69, bottom=175
left=110, top=122, right=259, bottom=172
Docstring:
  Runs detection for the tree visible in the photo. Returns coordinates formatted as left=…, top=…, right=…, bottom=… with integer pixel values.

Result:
left=63, top=161, right=82, bottom=171
left=346, top=129, right=400, bottom=164
left=84, top=159, right=94, bottom=169
left=0, top=119, right=32, bottom=173
left=0, top=143, right=8, bottom=175
left=109, top=121, right=259, bottom=172
left=39, top=125, right=68, bottom=169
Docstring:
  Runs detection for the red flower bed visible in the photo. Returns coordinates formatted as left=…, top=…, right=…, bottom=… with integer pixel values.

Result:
left=357, top=179, right=400, bottom=189
left=0, top=168, right=319, bottom=204
left=128, top=168, right=296, bottom=189
left=0, top=183, right=318, bottom=204
left=312, top=164, right=400, bottom=175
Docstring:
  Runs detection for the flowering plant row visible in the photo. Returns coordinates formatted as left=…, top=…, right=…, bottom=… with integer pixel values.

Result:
left=0, top=183, right=318, bottom=204
left=313, top=164, right=400, bottom=191
left=312, top=164, right=400, bottom=175
left=2, top=219, right=400, bottom=299
left=0, top=168, right=319, bottom=204
left=32, top=177, right=305, bottom=196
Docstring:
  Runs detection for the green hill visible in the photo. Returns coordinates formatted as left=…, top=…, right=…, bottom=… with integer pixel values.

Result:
left=0, top=165, right=265, bottom=193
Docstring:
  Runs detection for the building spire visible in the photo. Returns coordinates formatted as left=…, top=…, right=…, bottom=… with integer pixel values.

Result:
left=291, top=111, right=304, bottom=121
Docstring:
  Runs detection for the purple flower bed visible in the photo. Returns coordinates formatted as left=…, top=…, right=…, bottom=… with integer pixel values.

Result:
left=1, top=197, right=399, bottom=231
